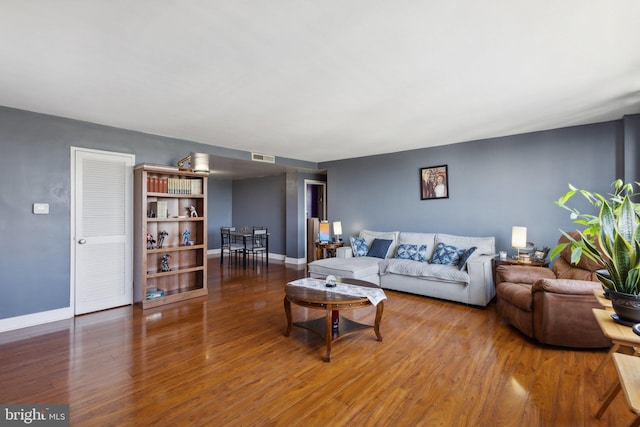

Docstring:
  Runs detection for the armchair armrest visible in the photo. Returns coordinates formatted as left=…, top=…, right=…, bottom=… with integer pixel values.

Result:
left=532, top=278, right=602, bottom=295
left=495, top=265, right=555, bottom=285
left=336, top=246, right=353, bottom=258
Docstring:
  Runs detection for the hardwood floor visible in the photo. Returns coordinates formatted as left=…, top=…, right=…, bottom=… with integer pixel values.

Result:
left=0, top=258, right=632, bottom=426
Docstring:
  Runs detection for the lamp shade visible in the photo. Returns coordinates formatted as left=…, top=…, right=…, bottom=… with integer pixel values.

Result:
left=190, top=152, right=210, bottom=173
left=333, top=221, right=342, bottom=236
left=511, top=226, right=527, bottom=248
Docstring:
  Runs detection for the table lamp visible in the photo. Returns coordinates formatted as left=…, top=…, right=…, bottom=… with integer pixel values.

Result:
left=177, top=152, right=210, bottom=174
left=333, top=221, right=342, bottom=242
left=511, top=226, right=527, bottom=259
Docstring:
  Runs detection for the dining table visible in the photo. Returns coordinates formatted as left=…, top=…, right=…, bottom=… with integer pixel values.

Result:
left=221, top=229, right=269, bottom=269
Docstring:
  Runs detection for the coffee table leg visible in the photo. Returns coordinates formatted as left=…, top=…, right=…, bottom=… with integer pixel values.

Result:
left=284, top=296, right=292, bottom=337
left=374, top=301, right=384, bottom=341
left=324, top=309, right=332, bottom=362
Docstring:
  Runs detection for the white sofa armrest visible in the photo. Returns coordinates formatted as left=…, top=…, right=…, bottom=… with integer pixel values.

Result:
left=466, top=254, right=496, bottom=306
left=337, top=246, right=353, bottom=258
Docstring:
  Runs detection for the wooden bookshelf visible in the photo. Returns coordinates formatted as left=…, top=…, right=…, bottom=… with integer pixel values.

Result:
left=133, top=164, right=208, bottom=309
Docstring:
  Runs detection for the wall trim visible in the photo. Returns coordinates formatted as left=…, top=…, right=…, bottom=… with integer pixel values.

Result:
left=0, top=307, right=73, bottom=333
left=207, top=249, right=286, bottom=262
left=285, top=256, right=307, bottom=265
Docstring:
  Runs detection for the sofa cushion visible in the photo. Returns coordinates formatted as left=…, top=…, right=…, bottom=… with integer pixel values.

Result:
left=457, top=247, right=477, bottom=270
left=397, top=232, right=436, bottom=260
left=430, top=242, right=465, bottom=265
left=367, top=238, right=393, bottom=259
left=557, top=231, right=605, bottom=272
left=360, top=230, right=398, bottom=258
left=436, top=233, right=495, bottom=257
left=395, top=244, right=428, bottom=262
left=379, top=259, right=470, bottom=284
left=497, top=282, right=533, bottom=312
left=308, top=256, right=381, bottom=279
left=350, top=236, right=368, bottom=257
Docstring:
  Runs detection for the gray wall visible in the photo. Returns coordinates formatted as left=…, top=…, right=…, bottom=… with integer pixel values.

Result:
left=624, top=115, right=640, bottom=185
left=232, top=175, right=286, bottom=255
left=208, top=179, right=233, bottom=249
left=0, top=107, right=314, bottom=320
left=322, top=119, right=638, bottom=255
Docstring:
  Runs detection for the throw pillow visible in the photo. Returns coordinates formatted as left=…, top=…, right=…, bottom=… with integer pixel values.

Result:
left=350, top=236, right=368, bottom=257
left=430, top=242, right=465, bottom=265
left=457, top=246, right=477, bottom=270
left=395, top=244, right=428, bottom=262
left=367, top=238, right=393, bottom=259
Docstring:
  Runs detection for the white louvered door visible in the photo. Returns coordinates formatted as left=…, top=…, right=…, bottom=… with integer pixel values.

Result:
left=73, top=148, right=134, bottom=315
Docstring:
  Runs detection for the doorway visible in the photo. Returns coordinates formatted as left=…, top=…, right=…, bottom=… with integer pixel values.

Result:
left=304, top=179, right=326, bottom=262
left=71, top=147, right=134, bottom=315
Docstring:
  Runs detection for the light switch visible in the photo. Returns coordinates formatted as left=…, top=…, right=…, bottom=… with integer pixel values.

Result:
left=33, top=203, right=49, bottom=215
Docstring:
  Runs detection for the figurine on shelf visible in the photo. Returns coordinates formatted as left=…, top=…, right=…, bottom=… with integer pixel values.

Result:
left=188, top=205, right=198, bottom=217
left=182, top=229, right=190, bottom=246
left=157, top=230, right=168, bottom=248
left=161, top=254, right=171, bottom=272
left=146, top=233, right=156, bottom=249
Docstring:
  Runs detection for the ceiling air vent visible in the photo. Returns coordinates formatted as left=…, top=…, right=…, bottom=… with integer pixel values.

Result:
left=251, top=152, right=276, bottom=163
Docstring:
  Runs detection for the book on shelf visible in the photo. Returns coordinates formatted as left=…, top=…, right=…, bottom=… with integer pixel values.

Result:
left=191, top=179, right=202, bottom=195
left=147, top=177, right=169, bottom=193
left=166, top=178, right=202, bottom=195
left=150, top=201, right=168, bottom=218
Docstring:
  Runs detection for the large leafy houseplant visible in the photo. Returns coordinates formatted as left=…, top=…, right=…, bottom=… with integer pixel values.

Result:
left=550, top=180, right=640, bottom=295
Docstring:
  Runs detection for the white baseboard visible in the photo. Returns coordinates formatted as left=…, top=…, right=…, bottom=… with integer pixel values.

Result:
left=208, top=249, right=287, bottom=263
left=285, top=256, right=307, bottom=265
left=0, top=307, right=73, bottom=333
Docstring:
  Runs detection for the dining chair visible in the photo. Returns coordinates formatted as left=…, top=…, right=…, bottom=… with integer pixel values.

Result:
left=220, top=227, right=243, bottom=266
left=246, top=228, right=268, bottom=268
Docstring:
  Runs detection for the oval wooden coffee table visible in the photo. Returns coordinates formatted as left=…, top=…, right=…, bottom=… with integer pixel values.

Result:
left=284, top=277, right=384, bottom=362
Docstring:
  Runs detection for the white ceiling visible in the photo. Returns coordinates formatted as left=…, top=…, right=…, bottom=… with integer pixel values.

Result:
left=1, top=1, right=639, bottom=163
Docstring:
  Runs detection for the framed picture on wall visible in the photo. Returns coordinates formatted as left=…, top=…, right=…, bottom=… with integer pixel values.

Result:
left=420, top=165, right=449, bottom=200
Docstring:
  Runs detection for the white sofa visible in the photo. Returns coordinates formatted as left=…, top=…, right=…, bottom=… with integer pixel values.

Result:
left=308, top=230, right=496, bottom=307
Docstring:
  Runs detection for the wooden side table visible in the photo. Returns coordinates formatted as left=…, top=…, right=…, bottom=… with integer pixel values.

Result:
left=593, top=289, right=613, bottom=310
left=492, top=255, right=549, bottom=268
left=316, top=241, right=344, bottom=260
left=595, top=353, right=640, bottom=424
left=592, top=308, right=640, bottom=376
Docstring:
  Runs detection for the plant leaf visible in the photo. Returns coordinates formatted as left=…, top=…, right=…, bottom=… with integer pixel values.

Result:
left=618, top=196, right=638, bottom=243
left=549, top=242, right=568, bottom=260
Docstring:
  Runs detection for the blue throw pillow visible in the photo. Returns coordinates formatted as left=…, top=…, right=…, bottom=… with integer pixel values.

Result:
left=395, top=244, right=428, bottom=262
left=350, top=236, right=369, bottom=257
left=457, top=246, right=477, bottom=270
left=430, top=242, right=465, bottom=265
left=367, top=238, right=393, bottom=259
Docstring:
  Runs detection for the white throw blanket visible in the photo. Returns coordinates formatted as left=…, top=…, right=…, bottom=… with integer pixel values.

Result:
left=288, top=278, right=387, bottom=306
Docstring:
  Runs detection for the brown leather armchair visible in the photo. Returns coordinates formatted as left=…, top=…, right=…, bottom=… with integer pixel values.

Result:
left=495, top=232, right=611, bottom=348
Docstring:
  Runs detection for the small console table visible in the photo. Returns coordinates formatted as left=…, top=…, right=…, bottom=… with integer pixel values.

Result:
left=315, top=241, right=344, bottom=260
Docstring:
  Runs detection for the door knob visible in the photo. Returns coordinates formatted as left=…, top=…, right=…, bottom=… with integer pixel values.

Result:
left=78, top=239, right=87, bottom=244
